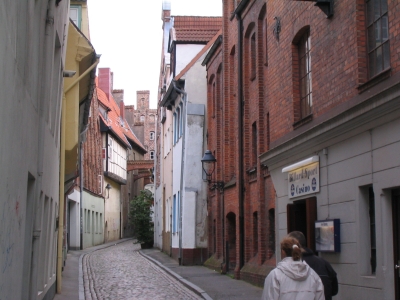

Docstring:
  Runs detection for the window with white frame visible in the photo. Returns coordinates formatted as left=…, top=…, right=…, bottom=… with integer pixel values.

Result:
left=69, top=6, right=81, bottom=28
left=179, top=103, right=183, bottom=137
left=150, top=151, right=155, bottom=160
left=173, top=195, right=177, bottom=233
left=150, top=131, right=155, bottom=140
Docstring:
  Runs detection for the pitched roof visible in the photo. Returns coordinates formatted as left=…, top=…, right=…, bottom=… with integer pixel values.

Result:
left=173, top=16, right=222, bottom=43
left=96, top=78, right=146, bottom=152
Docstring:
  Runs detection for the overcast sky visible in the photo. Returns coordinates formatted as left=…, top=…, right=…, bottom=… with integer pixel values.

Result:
left=88, top=0, right=222, bottom=109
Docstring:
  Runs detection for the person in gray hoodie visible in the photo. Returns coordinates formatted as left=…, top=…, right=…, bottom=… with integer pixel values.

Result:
left=261, top=236, right=325, bottom=300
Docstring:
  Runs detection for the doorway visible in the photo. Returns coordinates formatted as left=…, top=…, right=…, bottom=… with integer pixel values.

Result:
left=392, top=189, right=400, bottom=299
left=287, top=197, right=317, bottom=252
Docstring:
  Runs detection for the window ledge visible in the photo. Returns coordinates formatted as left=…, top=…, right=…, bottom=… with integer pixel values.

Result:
left=293, top=114, right=313, bottom=129
left=358, top=68, right=391, bottom=94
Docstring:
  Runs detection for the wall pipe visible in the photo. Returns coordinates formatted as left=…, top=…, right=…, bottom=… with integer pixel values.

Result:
left=64, top=58, right=100, bottom=94
left=236, top=12, right=245, bottom=271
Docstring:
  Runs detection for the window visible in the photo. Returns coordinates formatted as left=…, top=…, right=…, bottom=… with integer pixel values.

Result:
left=250, top=33, right=256, bottom=80
left=140, top=115, right=145, bottom=122
left=368, top=186, right=376, bottom=274
left=252, top=122, right=257, bottom=165
left=253, top=211, right=258, bottom=255
left=268, top=208, right=275, bottom=259
left=108, top=137, right=113, bottom=161
left=173, top=195, right=177, bottom=233
left=366, top=0, right=389, bottom=77
left=69, top=6, right=81, bottom=28
left=177, top=106, right=181, bottom=138
left=179, top=103, right=183, bottom=137
left=298, top=29, right=312, bottom=118
left=173, top=112, right=177, bottom=144
left=150, top=131, right=155, bottom=140
left=98, top=175, right=103, bottom=195
left=150, top=151, right=154, bottom=160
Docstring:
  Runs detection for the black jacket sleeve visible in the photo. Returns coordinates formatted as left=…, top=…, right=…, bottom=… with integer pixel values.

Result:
left=325, top=260, right=338, bottom=296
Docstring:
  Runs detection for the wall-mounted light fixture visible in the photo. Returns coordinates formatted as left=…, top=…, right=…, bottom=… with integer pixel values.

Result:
left=201, top=150, right=224, bottom=191
left=105, top=183, right=112, bottom=198
left=63, top=70, right=76, bottom=78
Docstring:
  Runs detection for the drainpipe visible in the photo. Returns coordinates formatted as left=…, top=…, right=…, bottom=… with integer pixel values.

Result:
left=236, top=12, right=245, bottom=271
left=79, top=125, right=89, bottom=250
left=64, top=58, right=100, bottom=94
left=172, top=80, right=187, bottom=266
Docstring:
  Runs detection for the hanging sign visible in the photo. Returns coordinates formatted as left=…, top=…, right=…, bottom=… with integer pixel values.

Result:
left=288, top=161, right=319, bottom=198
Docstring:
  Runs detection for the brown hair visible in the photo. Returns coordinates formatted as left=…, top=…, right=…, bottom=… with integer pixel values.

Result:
left=281, top=237, right=302, bottom=261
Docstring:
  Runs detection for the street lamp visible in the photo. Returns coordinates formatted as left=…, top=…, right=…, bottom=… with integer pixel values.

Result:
left=201, top=150, right=224, bottom=191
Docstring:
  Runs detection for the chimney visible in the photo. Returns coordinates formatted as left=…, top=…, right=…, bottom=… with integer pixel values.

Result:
left=120, top=101, right=125, bottom=120
left=113, top=89, right=124, bottom=106
left=98, top=68, right=112, bottom=101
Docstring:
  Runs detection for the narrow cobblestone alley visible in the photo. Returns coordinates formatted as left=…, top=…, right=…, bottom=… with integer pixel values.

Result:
left=82, top=241, right=202, bottom=300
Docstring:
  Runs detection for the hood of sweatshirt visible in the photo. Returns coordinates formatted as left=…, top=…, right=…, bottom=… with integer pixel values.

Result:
left=276, top=257, right=310, bottom=281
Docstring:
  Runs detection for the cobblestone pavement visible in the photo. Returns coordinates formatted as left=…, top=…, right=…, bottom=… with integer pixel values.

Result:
left=82, top=240, right=202, bottom=300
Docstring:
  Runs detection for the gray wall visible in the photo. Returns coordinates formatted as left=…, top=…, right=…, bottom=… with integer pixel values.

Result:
left=0, top=0, right=69, bottom=299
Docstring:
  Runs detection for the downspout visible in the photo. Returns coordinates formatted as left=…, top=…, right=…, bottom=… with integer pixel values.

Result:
left=79, top=125, right=89, bottom=250
left=172, top=80, right=187, bottom=266
left=236, top=12, right=245, bottom=271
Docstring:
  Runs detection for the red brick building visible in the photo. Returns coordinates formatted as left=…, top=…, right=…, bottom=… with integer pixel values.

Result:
left=204, top=0, right=400, bottom=297
left=203, top=0, right=275, bottom=285
left=125, top=91, right=156, bottom=187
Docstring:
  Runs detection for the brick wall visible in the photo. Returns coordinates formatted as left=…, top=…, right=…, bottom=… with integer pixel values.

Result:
left=204, top=0, right=400, bottom=287
left=83, top=87, right=103, bottom=196
left=125, top=91, right=157, bottom=161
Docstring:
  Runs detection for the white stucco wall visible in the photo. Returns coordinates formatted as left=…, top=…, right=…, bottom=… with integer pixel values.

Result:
left=68, top=189, right=81, bottom=250
left=104, top=180, right=121, bottom=242
left=175, top=44, right=205, bottom=76
left=82, top=191, right=105, bottom=249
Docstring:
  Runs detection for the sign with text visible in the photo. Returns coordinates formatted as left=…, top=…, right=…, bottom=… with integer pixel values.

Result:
left=288, top=161, right=319, bottom=198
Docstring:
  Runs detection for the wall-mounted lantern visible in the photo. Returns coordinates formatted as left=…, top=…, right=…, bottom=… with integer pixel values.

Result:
left=105, top=183, right=112, bottom=199
left=201, top=150, right=224, bottom=191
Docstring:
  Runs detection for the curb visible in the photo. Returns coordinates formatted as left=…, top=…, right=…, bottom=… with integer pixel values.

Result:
left=139, top=250, right=213, bottom=300
left=79, top=238, right=133, bottom=300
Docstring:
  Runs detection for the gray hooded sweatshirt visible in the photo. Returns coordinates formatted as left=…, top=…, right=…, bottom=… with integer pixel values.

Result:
left=261, top=257, right=325, bottom=300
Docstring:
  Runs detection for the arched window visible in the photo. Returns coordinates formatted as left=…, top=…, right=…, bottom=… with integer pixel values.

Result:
left=292, top=27, right=312, bottom=124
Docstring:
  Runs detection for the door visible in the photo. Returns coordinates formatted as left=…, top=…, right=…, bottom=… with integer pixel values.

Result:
left=392, top=189, right=400, bottom=299
left=287, top=197, right=317, bottom=252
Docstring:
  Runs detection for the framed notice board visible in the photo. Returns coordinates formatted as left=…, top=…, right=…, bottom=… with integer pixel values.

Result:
left=315, top=219, right=340, bottom=253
